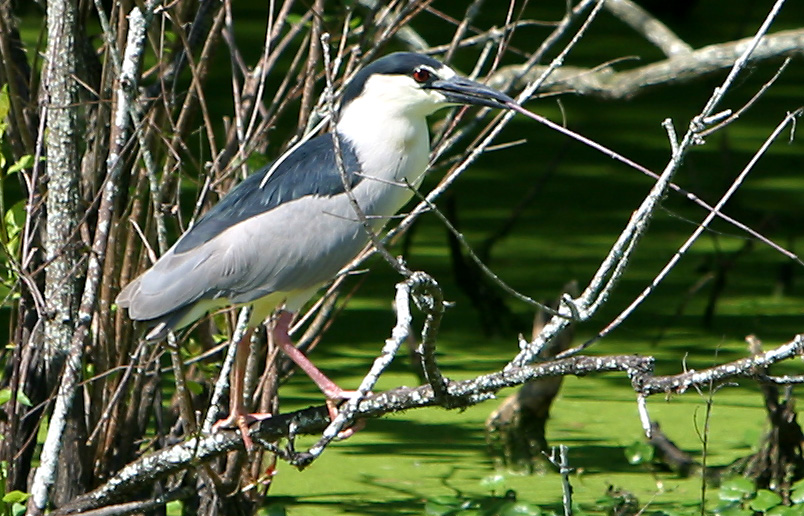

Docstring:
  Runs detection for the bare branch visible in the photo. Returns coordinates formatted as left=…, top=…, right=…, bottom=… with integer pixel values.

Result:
left=604, top=0, right=693, bottom=57
left=592, top=108, right=802, bottom=345
left=53, top=335, right=804, bottom=514
left=489, top=28, right=804, bottom=99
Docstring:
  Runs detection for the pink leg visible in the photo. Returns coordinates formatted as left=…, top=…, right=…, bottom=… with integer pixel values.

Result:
left=212, top=326, right=271, bottom=450
left=273, top=311, right=366, bottom=436
left=273, top=311, right=356, bottom=401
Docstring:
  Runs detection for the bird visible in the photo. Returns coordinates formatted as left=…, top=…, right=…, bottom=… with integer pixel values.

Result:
left=116, top=52, right=513, bottom=448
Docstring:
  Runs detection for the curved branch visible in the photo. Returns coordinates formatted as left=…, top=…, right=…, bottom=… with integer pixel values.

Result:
left=54, top=333, right=804, bottom=515
left=489, top=28, right=804, bottom=99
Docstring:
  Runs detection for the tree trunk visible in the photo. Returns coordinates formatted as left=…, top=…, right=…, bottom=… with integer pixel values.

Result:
left=27, top=0, right=88, bottom=512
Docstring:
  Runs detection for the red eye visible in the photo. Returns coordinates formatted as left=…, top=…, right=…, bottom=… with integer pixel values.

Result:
left=413, top=68, right=431, bottom=83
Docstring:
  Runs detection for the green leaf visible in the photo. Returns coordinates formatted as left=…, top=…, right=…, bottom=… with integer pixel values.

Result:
left=2, top=490, right=30, bottom=503
left=766, top=505, right=803, bottom=516
left=0, top=84, right=10, bottom=121
left=719, top=477, right=756, bottom=501
left=5, top=200, right=27, bottom=254
left=285, top=14, right=306, bottom=25
left=713, top=501, right=742, bottom=514
left=624, top=441, right=654, bottom=465
left=7, top=155, right=34, bottom=175
left=186, top=380, right=204, bottom=396
left=750, top=489, right=783, bottom=512
left=716, top=507, right=754, bottom=516
left=480, top=473, right=506, bottom=492
left=16, top=391, right=32, bottom=407
left=0, top=388, right=31, bottom=407
left=719, top=489, right=747, bottom=502
left=782, top=504, right=804, bottom=516
left=791, top=479, right=804, bottom=504
left=792, top=488, right=804, bottom=505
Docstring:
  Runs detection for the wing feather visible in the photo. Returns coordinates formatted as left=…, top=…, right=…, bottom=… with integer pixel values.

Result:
left=116, top=132, right=363, bottom=325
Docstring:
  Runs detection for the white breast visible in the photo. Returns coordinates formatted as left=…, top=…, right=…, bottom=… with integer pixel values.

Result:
left=336, top=90, right=432, bottom=229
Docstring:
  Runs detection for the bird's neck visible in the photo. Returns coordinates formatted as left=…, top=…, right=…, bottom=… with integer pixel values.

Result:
left=336, top=100, right=431, bottom=187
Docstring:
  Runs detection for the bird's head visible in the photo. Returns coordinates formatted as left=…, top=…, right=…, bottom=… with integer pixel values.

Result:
left=339, top=52, right=513, bottom=121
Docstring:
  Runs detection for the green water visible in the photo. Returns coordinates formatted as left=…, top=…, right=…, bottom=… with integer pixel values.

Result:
left=248, top=32, right=803, bottom=509
left=12, top=1, right=804, bottom=513
left=255, top=344, right=766, bottom=514
left=248, top=76, right=801, bottom=511
left=224, top=7, right=803, bottom=510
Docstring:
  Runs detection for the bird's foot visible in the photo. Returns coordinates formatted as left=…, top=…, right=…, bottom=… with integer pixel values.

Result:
left=325, top=389, right=369, bottom=440
left=212, top=411, right=272, bottom=451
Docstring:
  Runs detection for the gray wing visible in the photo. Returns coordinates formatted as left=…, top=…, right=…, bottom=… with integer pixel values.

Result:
left=174, top=133, right=361, bottom=253
left=116, top=133, right=365, bottom=324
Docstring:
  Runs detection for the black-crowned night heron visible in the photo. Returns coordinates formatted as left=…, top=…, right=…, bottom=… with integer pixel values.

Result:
left=117, top=52, right=513, bottom=447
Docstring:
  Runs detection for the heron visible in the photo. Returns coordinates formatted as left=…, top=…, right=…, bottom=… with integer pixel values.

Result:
left=117, top=52, right=513, bottom=448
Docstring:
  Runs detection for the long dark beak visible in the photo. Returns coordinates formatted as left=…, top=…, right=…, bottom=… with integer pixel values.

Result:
left=428, top=75, right=513, bottom=109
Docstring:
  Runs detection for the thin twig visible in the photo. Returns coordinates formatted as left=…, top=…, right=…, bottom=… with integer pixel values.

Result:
left=544, top=446, right=574, bottom=516
left=590, top=109, right=802, bottom=346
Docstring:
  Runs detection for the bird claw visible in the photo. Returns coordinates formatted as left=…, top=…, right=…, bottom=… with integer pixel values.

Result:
left=334, top=417, right=366, bottom=440
left=325, top=390, right=370, bottom=440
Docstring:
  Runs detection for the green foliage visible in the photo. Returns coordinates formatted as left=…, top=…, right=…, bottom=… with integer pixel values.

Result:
left=718, top=477, right=756, bottom=503
left=791, top=479, right=804, bottom=505
left=418, top=474, right=804, bottom=516
left=0, top=84, right=36, bottom=314
left=186, top=380, right=204, bottom=396
left=0, top=388, right=32, bottom=407
left=424, top=493, right=543, bottom=516
left=713, top=476, right=804, bottom=516
left=0, top=85, right=9, bottom=154
left=749, top=490, right=784, bottom=512
left=5, top=156, right=33, bottom=176
left=0, top=461, right=29, bottom=516
left=3, top=201, right=26, bottom=257
left=0, top=492, right=27, bottom=504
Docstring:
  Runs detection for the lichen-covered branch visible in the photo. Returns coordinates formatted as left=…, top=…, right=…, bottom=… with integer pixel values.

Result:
left=29, top=0, right=83, bottom=511
left=53, top=334, right=804, bottom=515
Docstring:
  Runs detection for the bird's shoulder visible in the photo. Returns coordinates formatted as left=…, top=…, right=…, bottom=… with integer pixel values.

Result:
left=175, top=132, right=361, bottom=253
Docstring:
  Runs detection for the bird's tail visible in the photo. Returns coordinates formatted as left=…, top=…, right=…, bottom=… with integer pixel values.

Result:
left=117, top=278, right=194, bottom=341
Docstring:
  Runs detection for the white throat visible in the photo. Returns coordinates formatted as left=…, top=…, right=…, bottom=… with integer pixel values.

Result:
left=336, top=87, right=437, bottom=189
left=334, top=77, right=451, bottom=228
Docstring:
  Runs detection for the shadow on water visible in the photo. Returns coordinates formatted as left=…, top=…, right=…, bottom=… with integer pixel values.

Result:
left=263, top=495, right=424, bottom=516
left=337, top=418, right=484, bottom=458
